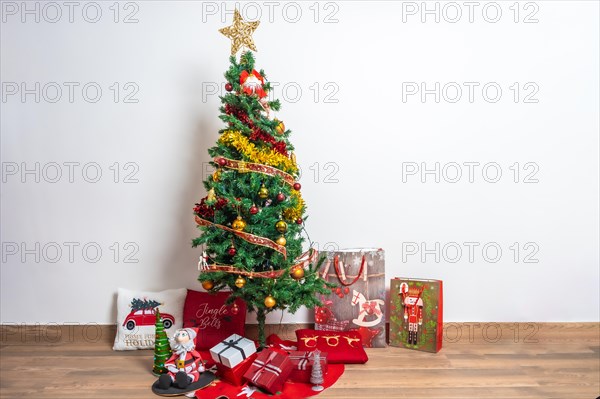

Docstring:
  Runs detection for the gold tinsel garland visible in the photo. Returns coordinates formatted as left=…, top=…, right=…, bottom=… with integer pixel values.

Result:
left=219, top=130, right=298, bottom=175
left=283, top=190, right=304, bottom=221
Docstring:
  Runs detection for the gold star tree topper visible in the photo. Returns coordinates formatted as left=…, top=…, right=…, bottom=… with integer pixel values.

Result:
left=219, top=9, right=260, bottom=56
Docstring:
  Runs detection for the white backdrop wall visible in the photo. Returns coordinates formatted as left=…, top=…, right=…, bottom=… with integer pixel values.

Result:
left=1, top=1, right=598, bottom=324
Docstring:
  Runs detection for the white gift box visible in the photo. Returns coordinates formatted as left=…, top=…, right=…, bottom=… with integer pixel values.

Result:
left=209, top=333, right=257, bottom=369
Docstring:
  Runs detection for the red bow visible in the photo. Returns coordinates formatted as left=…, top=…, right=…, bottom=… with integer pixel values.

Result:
left=362, top=301, right=382, bottom=316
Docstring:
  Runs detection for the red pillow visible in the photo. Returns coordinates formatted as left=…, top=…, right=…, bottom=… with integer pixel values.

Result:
left=295, top=329, right=368, bottom=364
left=182, top=290, right=246, bottom=350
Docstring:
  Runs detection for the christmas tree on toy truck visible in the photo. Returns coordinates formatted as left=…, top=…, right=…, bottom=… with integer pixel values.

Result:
left=192, top=10, right=331, bottom=348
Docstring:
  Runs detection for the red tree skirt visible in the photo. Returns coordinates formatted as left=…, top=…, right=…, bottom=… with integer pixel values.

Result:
left=195, top=364, right=344, bottom=399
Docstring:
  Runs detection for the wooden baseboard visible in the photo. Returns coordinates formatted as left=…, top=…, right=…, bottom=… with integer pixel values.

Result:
left=0, top=322, right=597, bottom=346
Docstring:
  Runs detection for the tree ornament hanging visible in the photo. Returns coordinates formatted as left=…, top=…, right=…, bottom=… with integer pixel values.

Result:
left=230, top=302, right=239, bottom=315
left=249, top=204, right=259, bottom=215
left=275, top=220, right=287, bottom=233
left=276, top=235, right=287, bottom=246
left=212, top=169, right=221, bottom=182
left=228, top=245, right=237, bottom=256
left=275, top=120, right=285, bottom=135
left=293, top=182, right=301, bottom=191
left=264, top=295, right=276, bottom=308
left=232, top=216, right=247, bottom=231
left=235, top=276, right=246, bottom=288
left=276, top=192, right=286, bottom=202
left=291, top=267, right=305, bottom=280
left=202, top=280, right=214, bottom=290
left=240, top=69, right=267, bottom=98
left=258, top=184, right=269, bottom=199
left=225, top=82, right=233, bottom=92
left=296, top=218, right=303, bottom=225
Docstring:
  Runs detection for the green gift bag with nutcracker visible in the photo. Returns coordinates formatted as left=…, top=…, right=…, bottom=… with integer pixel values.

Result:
left=389, top=278, right=443, bottom=353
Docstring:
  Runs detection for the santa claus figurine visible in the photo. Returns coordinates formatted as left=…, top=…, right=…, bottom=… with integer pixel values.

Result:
left=158, top=328, right=205, bottom=390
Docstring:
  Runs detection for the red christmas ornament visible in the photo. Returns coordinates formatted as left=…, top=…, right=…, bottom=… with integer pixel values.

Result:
left=293, top=182, right=301, bottom=191
left=249, top=205, right=259, bottom=215
left=225, top=82, right=233, bottom=92
left=217, top=158, right=227, bottom=167
left=276, top=192, right=285, bottom=202
left=230, top=303, right=239, bottom=315
left=296, top=218, right=303, bottom=225
left=228, top=246, right=237, bottom=256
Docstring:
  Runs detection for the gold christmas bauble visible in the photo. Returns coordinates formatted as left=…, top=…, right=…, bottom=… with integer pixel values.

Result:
left=235, top=276, right=246, bottom=288
left=291, top=267, right=305, bottom=280
left=275, top=120, right=285, bottom=135
left=275, top=220, right=287, bottom=233
left=264, top=295, right=276, bottom=308
left=212, top=169, right=221, bottom=182
left=258, top=184, right=269, bottom=199
left=232, top=216, right=246, bottom=231
left=276, top=235, right=287, bottom=246
left=201, top=280, right=214, bottom=290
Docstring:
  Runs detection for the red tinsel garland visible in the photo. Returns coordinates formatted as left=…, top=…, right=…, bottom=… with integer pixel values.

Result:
left=224, top=104, right=288, bottom=157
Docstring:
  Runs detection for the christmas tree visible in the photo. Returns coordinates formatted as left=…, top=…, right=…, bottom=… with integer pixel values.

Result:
left=152, top=309, right=172, bottom=376
left=310, top=350, right=324, bottom=391
left=192, top=10, right=331, bottom=348
left=130, top=298, right=160, bottom=311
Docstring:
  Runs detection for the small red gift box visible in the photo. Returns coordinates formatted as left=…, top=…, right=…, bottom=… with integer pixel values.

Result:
left=217, top=352, right=257, bottom=386
left=243, top=348, right=293, bottom=394
left=287, top=351, right=328, bottom=383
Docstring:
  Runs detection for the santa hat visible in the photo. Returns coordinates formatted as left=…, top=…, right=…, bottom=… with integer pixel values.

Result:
left=181, top=328, right=197, bottom=340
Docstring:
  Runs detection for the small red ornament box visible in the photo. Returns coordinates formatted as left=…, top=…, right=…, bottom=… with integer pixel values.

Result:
left=287, top=350, right=328, bottom=383
left=243, top=347, right=293, bottom=394
left=216, top=352, right=258, bottom=386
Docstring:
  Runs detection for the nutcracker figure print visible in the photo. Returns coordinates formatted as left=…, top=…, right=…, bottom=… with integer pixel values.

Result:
left=400, top=283, right=424, bottom=345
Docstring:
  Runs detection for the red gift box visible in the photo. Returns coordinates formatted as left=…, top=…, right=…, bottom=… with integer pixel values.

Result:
left=287, top=351, right=328, bottom=383
left=217, top=352, right=258, bottom=386
left=243, top=348, right=293, bottom=394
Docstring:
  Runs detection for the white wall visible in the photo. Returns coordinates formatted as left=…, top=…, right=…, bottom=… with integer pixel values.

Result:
left=1, top=1, right=598, bottom=324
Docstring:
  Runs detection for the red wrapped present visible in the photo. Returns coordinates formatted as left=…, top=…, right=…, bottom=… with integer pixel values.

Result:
left=216, top=352, right=257, bottom=386
left=243, top=348, right=293, bottom=394
left=287, top=350, right=328, bottom=383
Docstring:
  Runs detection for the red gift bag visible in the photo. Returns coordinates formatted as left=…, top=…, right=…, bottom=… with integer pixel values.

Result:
left=182, top=290, right=246, bottom=350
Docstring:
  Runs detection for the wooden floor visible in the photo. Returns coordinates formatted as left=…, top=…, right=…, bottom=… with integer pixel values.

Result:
left=0, top=323, right=598, bottom=399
